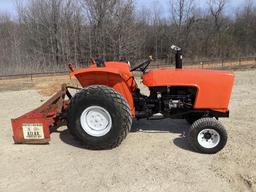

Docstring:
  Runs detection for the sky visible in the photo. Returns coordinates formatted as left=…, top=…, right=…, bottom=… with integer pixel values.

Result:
left=137, top=0, right=247, bottom=8
left=0, top=0, right=17, bottom=16
left=0, top=0, right=253, bottom=18
left=136, top=0, right=249, bottom=17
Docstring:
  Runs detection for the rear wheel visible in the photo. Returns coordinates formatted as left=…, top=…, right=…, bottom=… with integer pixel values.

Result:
left=188, top=118, right=227, bottom=154
left=67, top=85, right=132, bottom=149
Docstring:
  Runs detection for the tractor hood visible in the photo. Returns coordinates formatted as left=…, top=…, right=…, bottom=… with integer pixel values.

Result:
left=142, top=68, right=235, bottom=112
left=142, top=68, right=234, bottom=87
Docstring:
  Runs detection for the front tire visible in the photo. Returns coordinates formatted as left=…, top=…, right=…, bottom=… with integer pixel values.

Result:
left=188, top=118, right=227, bottom=154
left=185, top=114, right=202, bottom=124
left=67, top=85, right=132, bottom=149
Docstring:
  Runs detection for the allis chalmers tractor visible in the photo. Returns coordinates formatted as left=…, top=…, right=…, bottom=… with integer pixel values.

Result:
left=11, top=46, right=234, bottom=154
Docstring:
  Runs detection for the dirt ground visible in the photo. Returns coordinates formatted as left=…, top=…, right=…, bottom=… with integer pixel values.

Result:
left=0, top=69, right=256, bottom=192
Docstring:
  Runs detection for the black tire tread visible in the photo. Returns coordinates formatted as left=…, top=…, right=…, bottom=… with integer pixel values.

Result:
left=67, top=85, right=132, bottom=150
left=186, top=114, right=203, bottom=124
left=188, top=118, right=227, bottom=154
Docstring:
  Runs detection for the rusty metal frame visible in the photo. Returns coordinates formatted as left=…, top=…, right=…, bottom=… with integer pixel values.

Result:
left=11, top=84, right=79, bottom=144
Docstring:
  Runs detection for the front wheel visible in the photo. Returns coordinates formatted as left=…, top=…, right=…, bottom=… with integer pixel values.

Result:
left=67, top=85, right=132, bottom=150
left=185, top=114, right=202, bottom=124
left=188, top=118, right=227, bottom=154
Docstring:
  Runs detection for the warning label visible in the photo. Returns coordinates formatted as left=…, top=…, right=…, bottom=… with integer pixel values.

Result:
left=22, top=123, right=44, bottom=139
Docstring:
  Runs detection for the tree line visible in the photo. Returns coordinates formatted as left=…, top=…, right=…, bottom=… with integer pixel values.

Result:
left=0, top=0, right=256, bottom=75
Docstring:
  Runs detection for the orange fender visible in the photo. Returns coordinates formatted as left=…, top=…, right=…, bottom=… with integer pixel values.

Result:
left=70, top=68, right=136, bottom=117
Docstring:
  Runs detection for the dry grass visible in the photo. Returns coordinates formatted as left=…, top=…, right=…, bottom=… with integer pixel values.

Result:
left=0, top=75, right=80, bottom=96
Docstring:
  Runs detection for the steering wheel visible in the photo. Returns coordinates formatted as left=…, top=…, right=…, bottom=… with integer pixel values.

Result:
left=130, top=56, right=153, bottom=72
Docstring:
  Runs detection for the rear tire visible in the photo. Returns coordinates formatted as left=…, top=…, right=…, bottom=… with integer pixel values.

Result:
left=188, top=118, right=227, bottom=154
left=67, top=85, right=132, bottom=150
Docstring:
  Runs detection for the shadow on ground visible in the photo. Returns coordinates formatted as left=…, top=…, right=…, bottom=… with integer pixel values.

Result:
left=57, top=119, right=194, bottom=152
left=131, top=119, right=193, bottom=152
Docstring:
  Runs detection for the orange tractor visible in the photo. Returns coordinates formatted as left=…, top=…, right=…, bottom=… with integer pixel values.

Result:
left=11, top=46, right=234, bottom=154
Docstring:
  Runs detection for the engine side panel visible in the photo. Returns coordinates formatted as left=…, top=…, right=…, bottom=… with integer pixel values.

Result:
left=142, top=68, right=234, bottom=112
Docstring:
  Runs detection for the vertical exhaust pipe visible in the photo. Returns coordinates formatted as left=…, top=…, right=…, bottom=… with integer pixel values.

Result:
left=171, top=45, right=183, bottom=69
left=175, top=49, right=182, bottom=69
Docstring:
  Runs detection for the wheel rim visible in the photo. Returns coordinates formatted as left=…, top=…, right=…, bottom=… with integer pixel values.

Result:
left=80, top=106, right=112, bottom=137
left=197, top=129, right=220, bottom=149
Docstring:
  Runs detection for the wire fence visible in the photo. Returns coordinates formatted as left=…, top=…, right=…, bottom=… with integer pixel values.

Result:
left=0, top=71, right=68, bottom=80
left=150, top=56, right=256, bottom=69
left=1, top=56, right=256, bottom=80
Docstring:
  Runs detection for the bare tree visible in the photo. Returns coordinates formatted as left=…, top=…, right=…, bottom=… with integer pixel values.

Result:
left=208, top=0, right=226, bottom=57
left=169, top=0, right=195, bottom=45
left=81, top=0, right=138, bottom=61
left=1, top=0, right=256, bottom=75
